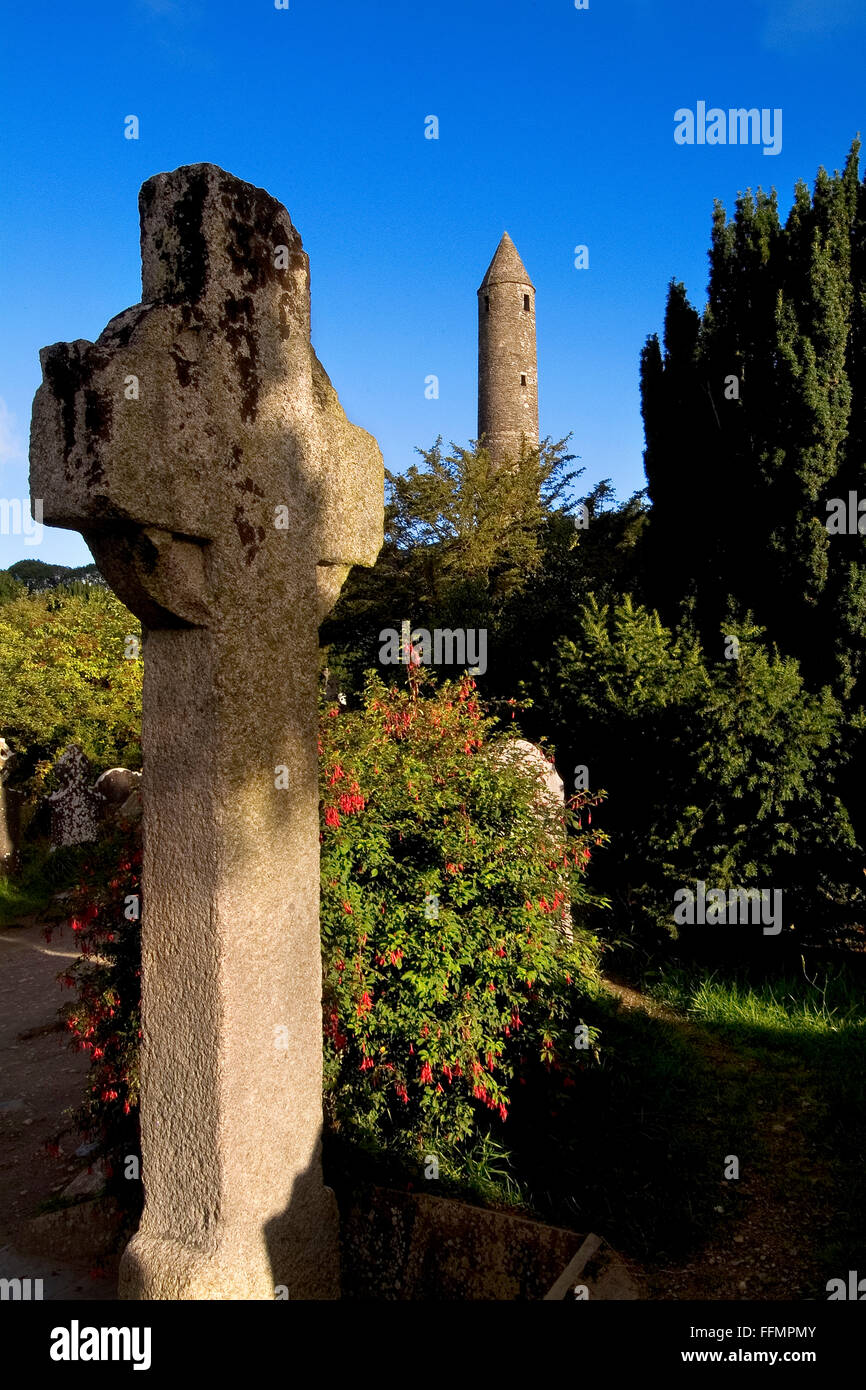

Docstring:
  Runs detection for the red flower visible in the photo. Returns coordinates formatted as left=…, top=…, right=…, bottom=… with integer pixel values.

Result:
left=420, top=1062, right=433, bottom=1084
left=325, top=806, right=341, bottom=828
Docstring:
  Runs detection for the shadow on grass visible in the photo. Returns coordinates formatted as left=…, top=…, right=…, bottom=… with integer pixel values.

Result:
left=503, top=991, right=758, bottom=1262
left=325, top=961, right=866, bottom=1285
left=639, top=962, right=866, bottom=1281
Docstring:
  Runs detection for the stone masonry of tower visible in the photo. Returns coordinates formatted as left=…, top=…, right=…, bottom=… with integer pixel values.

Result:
left=477, top=231, right=539, bottom=468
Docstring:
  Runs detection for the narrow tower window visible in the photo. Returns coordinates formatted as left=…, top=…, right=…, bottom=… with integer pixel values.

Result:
left=523, top=294, right=530, bottom=312
left=485, top=295, right=490, bottom=312
left=520, top=374, right=527, bottom=386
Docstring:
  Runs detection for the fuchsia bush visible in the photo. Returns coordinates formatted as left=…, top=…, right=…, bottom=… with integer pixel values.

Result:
left=318, top=667, right=606, bottom=1160
left=57, top=667, right=607, bottom=1173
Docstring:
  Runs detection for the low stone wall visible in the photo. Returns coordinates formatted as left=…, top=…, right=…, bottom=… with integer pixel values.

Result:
left=340, top=1185, right=638, bottom=1300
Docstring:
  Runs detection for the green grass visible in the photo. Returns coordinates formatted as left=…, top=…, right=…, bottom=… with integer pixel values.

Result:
left=0, top=841, right=89, bottom=928
left=641, top=960, right=866, bottom=1282
left=0, top=870, right=52, bottom=926
left=645, top=961, right=866, bottom=1045
left=350, top=959, right=866, bottom=1284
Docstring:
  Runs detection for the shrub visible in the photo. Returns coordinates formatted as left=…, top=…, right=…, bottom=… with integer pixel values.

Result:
left=542, top=596, right=859, bottom=948
left=319, top=667, right=606, bottom=1166
left=55, top=668, right=607, bottom=1189
left=50, top=825, right=142, bottom=1166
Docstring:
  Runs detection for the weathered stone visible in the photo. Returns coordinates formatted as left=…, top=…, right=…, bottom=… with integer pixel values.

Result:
left=491, top=738, right=572, bottom=937
left=94, top=767, right=141, bottom=810
left=30, top=163, right=384, bottom=1300
left=48, top=746, right=102, bottom=848
left=0, top=737, right=22, bottom=870
left=116, top=788, right=143, bottom=825
left=61, top=1159, right=109, bottom=1201
left=494, top=738, right=565, bottom=812
left=22, top=1197, right=125, bottom=1263
left=340, top=1186, right=637, bottom=1300
left=544, top=1231, right=640, bottom=1300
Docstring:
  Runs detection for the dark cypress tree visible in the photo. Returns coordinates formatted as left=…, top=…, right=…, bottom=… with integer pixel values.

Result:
left=640, top=280, right=705, bottom=625
left=639, top=142, right=863, bottom=694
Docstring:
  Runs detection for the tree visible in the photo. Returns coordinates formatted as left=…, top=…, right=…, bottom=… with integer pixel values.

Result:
left=539, top=596, right=858, bottom=951
left=0, top=587, right=142, bottom=788
left=639, top=142, right=866, bottom=701
left=0, top=569, right=25, bottom=605
left=321, top=434, right=583, bottom=693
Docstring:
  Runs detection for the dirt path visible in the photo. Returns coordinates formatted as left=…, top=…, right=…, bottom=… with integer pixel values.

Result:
left=0, top=917, right=117, bottom=1298
left=604, top=980, right=836, bottom=1300
left=0, top=930, right=838, bottom=1302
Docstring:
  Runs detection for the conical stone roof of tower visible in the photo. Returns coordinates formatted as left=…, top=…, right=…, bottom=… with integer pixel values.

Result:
left=478, top=231, right=535, bottom=290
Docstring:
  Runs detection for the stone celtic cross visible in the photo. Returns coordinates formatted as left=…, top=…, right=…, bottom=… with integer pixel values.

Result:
left=30, top=163, right=383, bottom=1299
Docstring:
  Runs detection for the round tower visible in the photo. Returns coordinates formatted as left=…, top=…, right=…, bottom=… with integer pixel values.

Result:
left=477, top=231, right=538, bottom=468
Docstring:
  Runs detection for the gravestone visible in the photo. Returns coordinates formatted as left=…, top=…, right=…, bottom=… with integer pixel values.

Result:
left=492, top=740, right=572, bottom=938
left=94, top=767, right=142, bottom=822
left=30, top=163, right=384, bottom=1299
left=495, top=739, right=566, bottom=813
left=0, top=737, right=22, bottom=870
left=48, top=745, right=102, bottom=848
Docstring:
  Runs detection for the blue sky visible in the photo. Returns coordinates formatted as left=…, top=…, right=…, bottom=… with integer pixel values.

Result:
left=1, top=0, right=864, bottom=568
